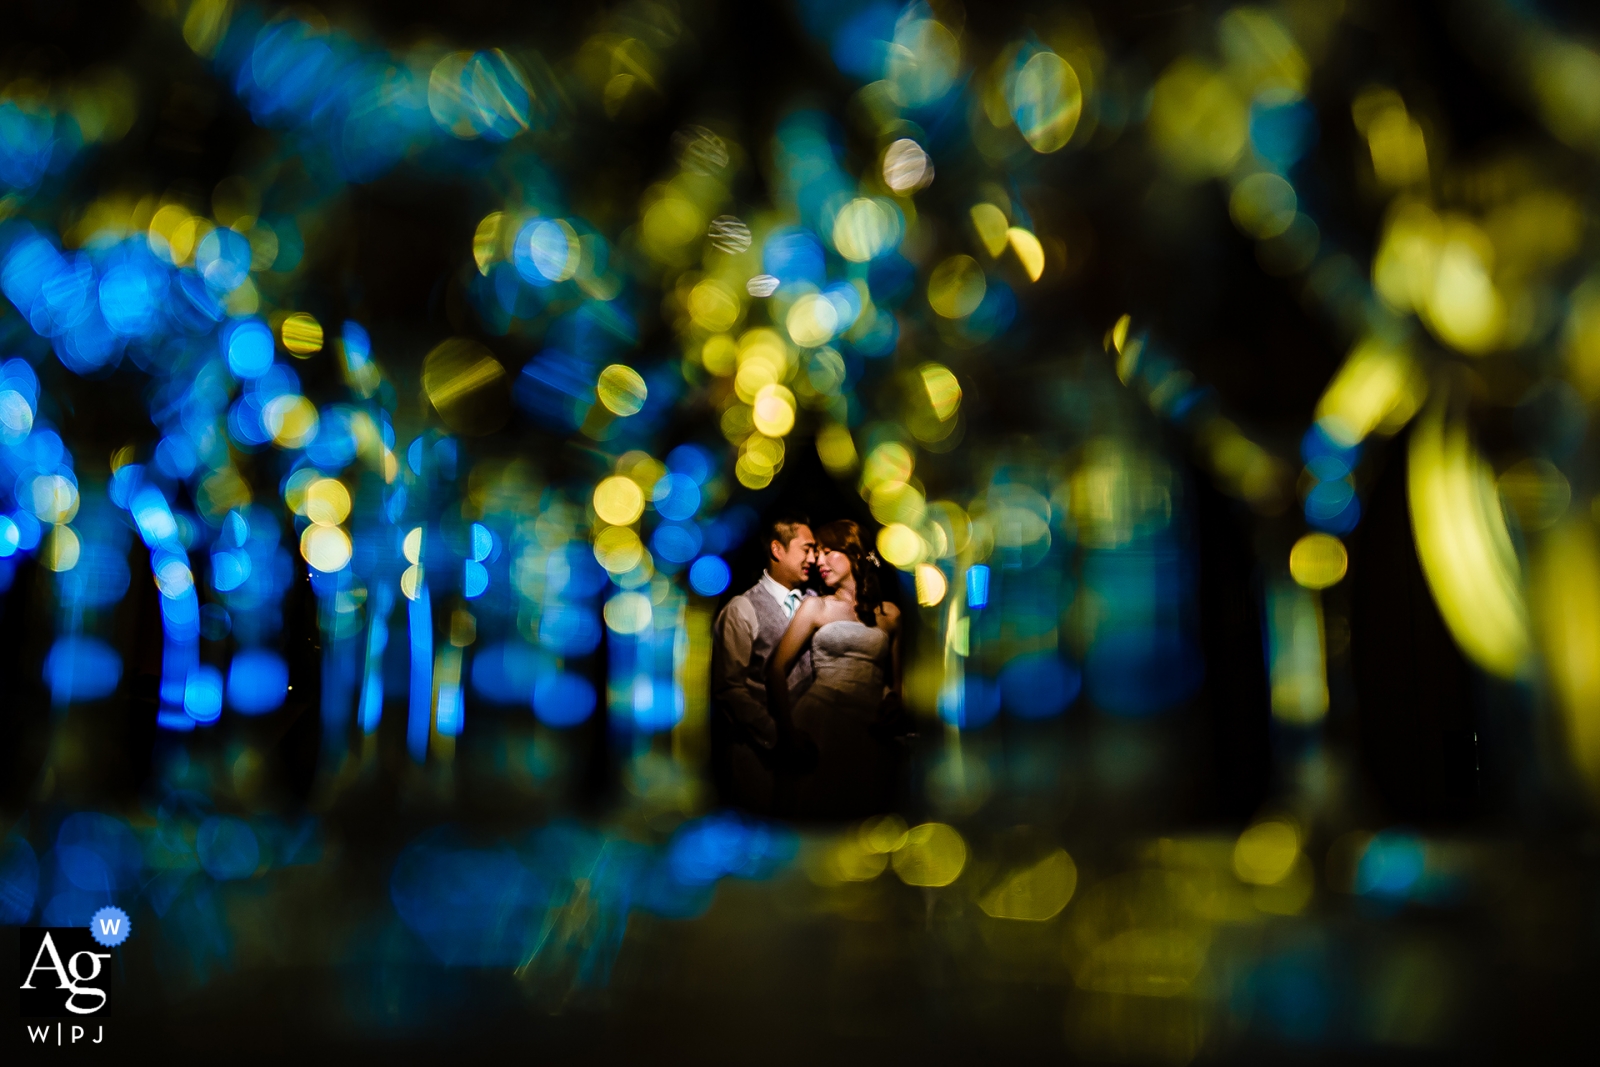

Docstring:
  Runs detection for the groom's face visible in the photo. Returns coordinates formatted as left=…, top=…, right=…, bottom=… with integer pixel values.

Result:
left=769, top=524, right=816, bottom=589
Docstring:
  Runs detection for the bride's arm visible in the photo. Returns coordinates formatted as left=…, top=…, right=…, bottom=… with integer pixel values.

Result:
left=767, top=597, right=824, bottom=739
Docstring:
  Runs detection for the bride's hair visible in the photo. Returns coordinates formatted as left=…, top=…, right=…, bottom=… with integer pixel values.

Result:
left=814, top=520, right=883, bottom=625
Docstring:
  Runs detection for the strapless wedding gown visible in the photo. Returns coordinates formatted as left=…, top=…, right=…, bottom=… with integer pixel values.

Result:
left=785, top=620, right=894, bottom=819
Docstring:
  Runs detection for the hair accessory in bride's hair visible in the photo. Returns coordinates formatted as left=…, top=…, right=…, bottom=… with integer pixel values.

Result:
left=863, top=550, right=879, bottom=566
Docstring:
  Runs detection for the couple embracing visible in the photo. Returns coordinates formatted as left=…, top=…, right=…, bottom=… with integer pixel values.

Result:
left=710, top=514, right=906, bottom=820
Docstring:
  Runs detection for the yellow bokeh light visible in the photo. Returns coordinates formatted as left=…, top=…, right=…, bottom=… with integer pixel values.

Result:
left=1372, top=199, right=1441, bottom=313
left=688, top=277, right=742, bottom=333
left=1270, top=578, right=1327, bottom=726
left=1354, top=89, right=1429, bottom=187
left=862, top=441, right=914, bottom=490
left=878, top=523, right=924, bottom=568
left=283, top=467, right=319, bottom=515
left=786, top=293, right=839, bottom=349
left=594, top=525, right=645, bottom=573
left=1534, top=41, right=1600, bottom=148
left=42, top=525, right=80, bottom=572
left=737, top=435, right=786, bottom=489
left=1408, top=400, right=1530, bottom=679
left=1532, top=519, right=1600, bottom=798
left=735, top=455, right=775, bottom=489
left=280, top=312, right=323, bottom=356
left=169, top=215, right=213, bottom=267
left=401, top=563, right=425, bottom=600
left=1218, top=7, right=1308, bottom=93
left=619, top=450, right=666, bottom=493
left=1229, top=172, right=1297, bottom=239
left=721, top=404, right=753, bottom=442
left=869, top=481, right=926, bottom=527
left=184, top=0, right=231, bottom=57
left=740, top=434, right=784, bottom=473
left=890, top=822, right=967, bottom=887
left=473, top=211, right=504, bottom=274
left=594, top=475, right=645, bottom=526
left=224, top=277, right=261, bottom=318
left=1314, top=337, right=1426, bottom=448
left=147, top=204, right=191, bottom=264
left=927, top=255, right=985, bottom=319
left=422, top=338, right=508, bottom=435
left=978, top=848, right=1078, bottom=921
left=828, top=840, right=889, bottom=883
left=640, top=194, right=706, bottom=264
left=1499, top=458, right=1572, bottom=532
left=833, top=197, right=899, bottom=262
left=1010, top=51, right=1082, bottom=154
left=751, top=383, right=796, bottom=437
left=859, top=814, right=909, bottom=853
left=816, top=423, right=858, bottom=475
left=914, top=563, right=947, bottom=607
left=300, top=524, right=353, bottom=573
left=403, top=526, right=424, bottom=565
left=969, top=202, right=1008, bottom=258
left=1232, top=821, right=1300, bottom=886
left=1148, top=58, right=1247, bottom=178
left=918, top=363, right=961, bottom=421
left=734, top=357, right=782, bottom=405
left=603, top=591, right=653, bottom=634
left=262, top=394, right=319, bottom=449
left=29, top=474, right=79, bottom=525
left=700, top=334, right=737, bottom=376
left=1565, top=276, right=1600, bottom=398
left=199, top=468, right=251, bottom=519
left=1289, top=533, right=1348, bottom=590
left=305, top=478, right=351, bottom=527
left=1006, top=227, right=1045, bottom=281
left=1424, top=228, right=1505, bottom=355
left=1111, top=313, right=1132, bottom=354
left=597, top=364, right=648, bottom=416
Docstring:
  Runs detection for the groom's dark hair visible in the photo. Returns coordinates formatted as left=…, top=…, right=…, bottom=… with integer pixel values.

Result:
left=765, top=512, right=811, bottom=559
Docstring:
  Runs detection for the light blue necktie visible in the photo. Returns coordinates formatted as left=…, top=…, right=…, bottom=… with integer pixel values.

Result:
left=783, top=590, right=801, bottom=618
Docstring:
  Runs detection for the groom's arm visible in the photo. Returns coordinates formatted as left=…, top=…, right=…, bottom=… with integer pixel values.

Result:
left=712, top=598, right=777, bottom=748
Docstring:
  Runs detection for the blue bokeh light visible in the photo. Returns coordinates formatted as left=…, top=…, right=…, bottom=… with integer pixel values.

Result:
left=533, top=671, right=596, bottom=727
left=999, top=654, right=1081, bottom=719
left=688, top=555, right=730, bottom=596
left=43, top=636, right=122, bottom=704
left=226, top=320, right=275, bottom=380
left=228, top=649, right=289, bottom=715
left=652, top=522, right=703, bottom=564
left=653, top=472, right=701, bottom=521
left=185, top=665, right=224, bottom=723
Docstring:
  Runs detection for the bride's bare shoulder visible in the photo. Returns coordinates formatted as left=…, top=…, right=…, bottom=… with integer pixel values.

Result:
left=876, top=601, right=901, bottom=629
left=792, top=595, right=828, bottom=622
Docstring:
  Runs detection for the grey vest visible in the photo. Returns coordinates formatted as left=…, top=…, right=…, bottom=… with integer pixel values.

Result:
left=745, top=584, right=814, bottom=702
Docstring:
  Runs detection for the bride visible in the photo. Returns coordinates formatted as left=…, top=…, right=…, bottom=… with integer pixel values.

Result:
left=766, top=520, right=902, bottom=819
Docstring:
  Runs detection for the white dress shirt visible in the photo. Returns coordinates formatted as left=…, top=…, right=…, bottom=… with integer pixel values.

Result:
left=758, top=570, right=803, bottom=619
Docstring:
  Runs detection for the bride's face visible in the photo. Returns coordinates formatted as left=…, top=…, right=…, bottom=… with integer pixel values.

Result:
left=815, top=547, right=852, bottom=588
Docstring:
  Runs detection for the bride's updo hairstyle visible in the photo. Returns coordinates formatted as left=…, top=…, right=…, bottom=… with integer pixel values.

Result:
left=814, top=520, right=883, bottom=625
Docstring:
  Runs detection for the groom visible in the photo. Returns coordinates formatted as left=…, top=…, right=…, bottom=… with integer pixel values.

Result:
left=710, top=512, right=817, bottom=814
